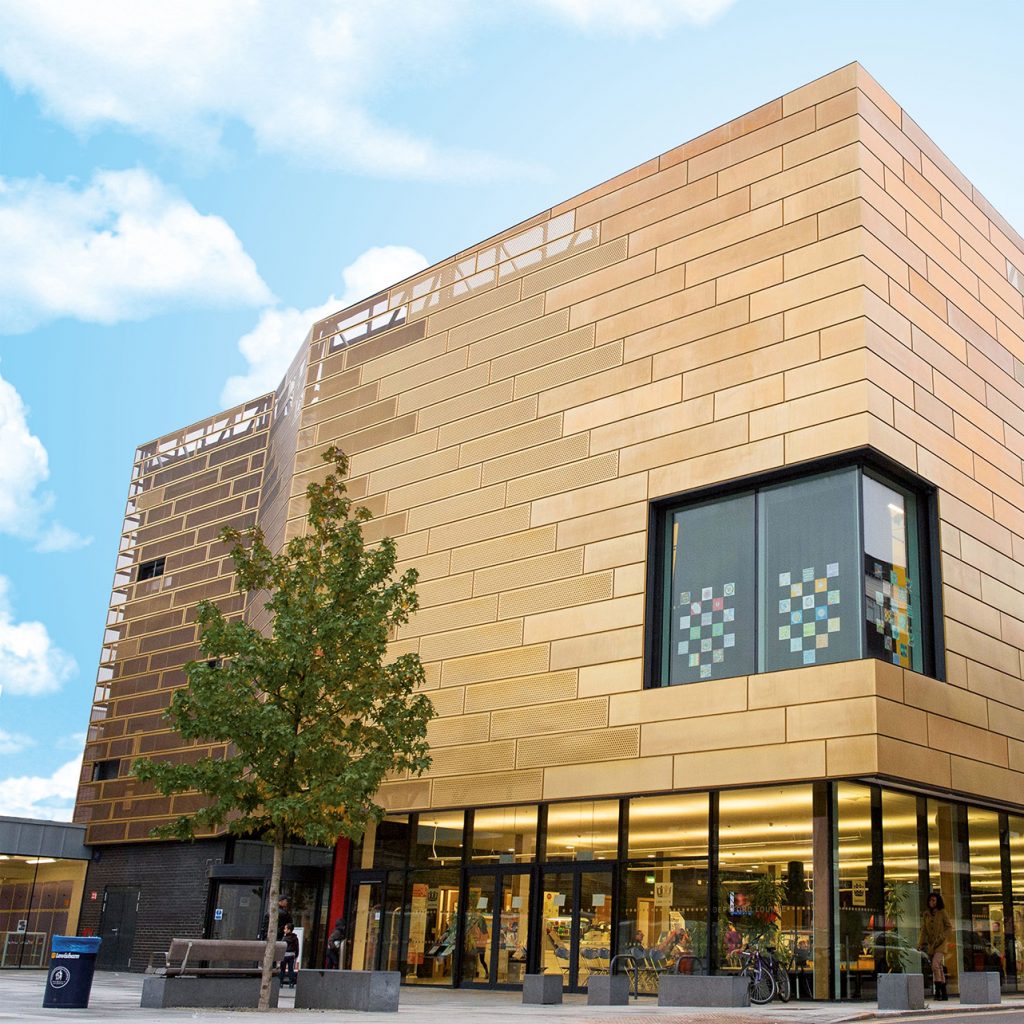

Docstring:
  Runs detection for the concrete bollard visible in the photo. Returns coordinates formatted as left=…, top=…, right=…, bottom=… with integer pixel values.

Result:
left=877, top=973, right=925, bottom=1010
left=523, top=973, right=563, bottom=1004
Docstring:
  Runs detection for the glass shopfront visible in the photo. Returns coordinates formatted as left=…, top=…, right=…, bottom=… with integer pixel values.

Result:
left=0, top=856, right=87, bottom=968
left=345, top=784, right=1024, bottom=998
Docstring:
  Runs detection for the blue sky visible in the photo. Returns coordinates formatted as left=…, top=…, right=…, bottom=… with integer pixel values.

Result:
left=1, top=0, right=1022, bottom=819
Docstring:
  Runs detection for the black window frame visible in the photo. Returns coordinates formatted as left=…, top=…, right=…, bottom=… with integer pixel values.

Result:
left=644, top=448, right=944, bottom=689
left=137, top=556, right=166, bottom=582
left=91, top=758, right=121, bottom=781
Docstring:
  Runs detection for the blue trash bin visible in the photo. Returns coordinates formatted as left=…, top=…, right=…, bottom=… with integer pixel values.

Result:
left=43, top=935, right=103, bottom=1009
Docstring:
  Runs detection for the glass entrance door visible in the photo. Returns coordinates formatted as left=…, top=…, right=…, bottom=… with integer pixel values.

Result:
left=210, top=882, right=264, bottom=943
left=541, top=868, right=613, bottom=991
left=464, top=869, right=531, bottom=988
left=350, top=880, right=384, bottom=971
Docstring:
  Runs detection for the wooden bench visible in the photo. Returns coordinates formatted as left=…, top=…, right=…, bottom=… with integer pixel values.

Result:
left=141, top=939, right=286, bottom=1008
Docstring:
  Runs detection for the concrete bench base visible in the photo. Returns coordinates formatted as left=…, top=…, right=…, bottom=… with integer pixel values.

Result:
left=659, top=975, right=749, bottom=1007
left=141, top=975, right=279, bottom=1009
left=295, top=970, right=400, bottom=1012
left=587, top=973, right=630, bottom=1005
left=877, top=973, right=925, bottom=1010
left=523, top=973, right=563, bottom=1004
left=960, top=972, right=1001, bottom=1004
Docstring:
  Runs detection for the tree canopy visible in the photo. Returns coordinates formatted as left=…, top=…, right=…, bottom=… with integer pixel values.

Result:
left=135, top=446, right=434, bottom=1006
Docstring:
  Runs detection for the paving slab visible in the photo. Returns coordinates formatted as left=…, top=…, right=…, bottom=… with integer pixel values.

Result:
left=1, top=971, right=1022, bottom=1024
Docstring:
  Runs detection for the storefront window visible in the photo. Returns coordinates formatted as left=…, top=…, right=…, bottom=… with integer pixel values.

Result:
left=718, top=785, right=817, bottom=993
left=411, top=811, right=465, bottom=869
left=926, top=799, right=967, bottom=993
left=358, top=814, right=411, bottom=870
left=1009, top=816, right=1024, bottom=990
left=882, top=790, right=923, bottom=971
left=545, top=801, right=618, bottom=861
left=966, top=809, right=1006, bottom=978
left=651, top=461, right=935, bottom=687
left=623, top=793, right=710, bottom=977
left=0, top=857, right=87, bottom=968
left=836, top=784, right=877, bottom=996
left=628, top=792, right=708, bottom=859
left=470, top=806, right=537, bottom=864
left=400, top=868, right=460, bottom=984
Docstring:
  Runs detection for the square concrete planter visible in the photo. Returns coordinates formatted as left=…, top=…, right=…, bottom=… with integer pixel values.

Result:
left=587, top=973, right=630, bottom=1005
left=658, top=974, right=749, bottom=1007
left=960, top=972, right=1001, bottom=1004
left=141, top=976, right=279, bottom=1009
left=877, top=973, right=925, bottom=1010
left=295, top=969, right=400, bottom=1012
left=523, top=973, right=563, bottom=1004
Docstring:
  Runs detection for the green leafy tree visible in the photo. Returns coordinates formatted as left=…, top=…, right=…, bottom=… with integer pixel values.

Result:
left=135, top=447, right=434, bottom=1010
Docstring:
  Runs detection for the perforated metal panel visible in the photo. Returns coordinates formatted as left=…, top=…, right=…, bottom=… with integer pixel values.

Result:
left=427, top=687, right=466, bottom=718
left=448, top=294, right=546, bottom=350
left=516, top=726, right=640, bottom=768
left=482, top=435, right=590, bottom=487
left=467, top=310, right=570, bottom=366
left=474, top=548, right=584, bottom=596
left=499, top=571, right=613, bottom=619
left=449, top=524, right=556, bottom=574
left=522, top=236, right=625, bottom=298
left=513, top=340, right=624, bottom=400
left=431, top=770, right=544, bottom=809
left=418, top=618, right=523, bottom=663
left=462, top=669, right=577, bottom=712
left=441, top=644, right=551, bottom=688
left=426, top=713, right=490, bottom=747
left=424, top=739, right=515, bottom=777
left=490, top=324, right=596, bottom=383
left=506, top=451, right=618, bottom=506
left=426, top=281, right=521, bottom=336
left=491, top=696, right=608, bottom=739
left=459, top=417, right=564, bottom=468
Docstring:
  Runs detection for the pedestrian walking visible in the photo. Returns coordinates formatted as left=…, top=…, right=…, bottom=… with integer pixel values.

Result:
left=919, top=891, right=953, bottom=1000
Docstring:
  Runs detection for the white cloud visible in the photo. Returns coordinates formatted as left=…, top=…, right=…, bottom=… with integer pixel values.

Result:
left=0, top=2, right=525, bottom=179
left=531, top=0, right=736, bottom=30
left=0, top=168, right=271, bottom=334
left=0, top=755, right=81, bottom=820
left=0, top=575, right=76, bottom=697
left=0, top=729, right=34, bottom=755
left=221, top=245, right=428, bottom=407
left=0, top=367, right=90, bottom=551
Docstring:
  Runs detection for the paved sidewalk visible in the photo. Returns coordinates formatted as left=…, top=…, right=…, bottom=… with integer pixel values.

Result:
left=0, top=970, right=1021, bottom=1023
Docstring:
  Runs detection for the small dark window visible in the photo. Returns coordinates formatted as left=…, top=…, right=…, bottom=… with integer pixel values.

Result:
left=137, top=557, right=166, bottom=582
left=91, top=758, right=121, bottom=782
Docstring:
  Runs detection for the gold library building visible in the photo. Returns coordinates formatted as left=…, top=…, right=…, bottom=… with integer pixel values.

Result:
left=71, top=65, right=1024, bottom=1000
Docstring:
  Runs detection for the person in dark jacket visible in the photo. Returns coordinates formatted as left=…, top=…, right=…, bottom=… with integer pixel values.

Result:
left=280, top=922, right=299, bottom=987
left=326, top=918, right=346, bottom=969
left=259, top=896, right=294, bottom=941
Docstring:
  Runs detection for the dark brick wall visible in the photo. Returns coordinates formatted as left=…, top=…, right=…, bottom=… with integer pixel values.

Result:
left=79, top=839, right=226, bottom=971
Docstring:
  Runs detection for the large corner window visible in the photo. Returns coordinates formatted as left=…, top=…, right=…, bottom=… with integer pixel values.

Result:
left=650, top=461, right=936, bottom=687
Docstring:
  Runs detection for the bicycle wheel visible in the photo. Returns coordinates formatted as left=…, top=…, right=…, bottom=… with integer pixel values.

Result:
left=773, top=963, right=791, bottom=1002
left=748, top=963, right=776, bottom=1004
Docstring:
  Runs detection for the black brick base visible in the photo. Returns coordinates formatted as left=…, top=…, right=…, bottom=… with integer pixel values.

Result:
left=79, top=839, right=226, bottom=971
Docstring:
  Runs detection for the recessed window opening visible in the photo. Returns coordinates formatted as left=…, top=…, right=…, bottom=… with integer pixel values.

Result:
left=137, top=557, right=166, bottom=582
left=649, top=459, right=937, bottom=687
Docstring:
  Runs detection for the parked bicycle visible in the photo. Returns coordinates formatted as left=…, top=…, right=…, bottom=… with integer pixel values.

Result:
left=737, top=944, right=789, bottom=1003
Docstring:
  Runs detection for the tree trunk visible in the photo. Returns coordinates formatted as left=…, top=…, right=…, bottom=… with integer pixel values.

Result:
left=259, top=828, right=285, bottom=1011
